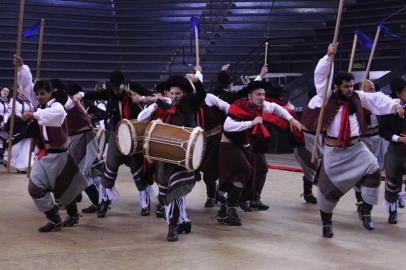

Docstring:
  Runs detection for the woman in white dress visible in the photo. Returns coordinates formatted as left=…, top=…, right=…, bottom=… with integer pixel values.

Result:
left=4, top=87, right=34, bottom=172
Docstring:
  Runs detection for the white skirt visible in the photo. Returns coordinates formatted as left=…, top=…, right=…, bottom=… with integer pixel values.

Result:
left=4, top=138, right=33, bottom=171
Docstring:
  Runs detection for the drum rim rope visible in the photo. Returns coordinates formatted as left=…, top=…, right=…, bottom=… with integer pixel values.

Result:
left=185, top=126, right=204, bottom=171
left=117, top=119, right=145, bottom=156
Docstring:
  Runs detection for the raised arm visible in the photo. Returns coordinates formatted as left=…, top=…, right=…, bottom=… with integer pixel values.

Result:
left=263, top=101, right=293, bottom=121
left=17, top=64, right=37, bottom=107
left=33, top=101, right=67, bottom=127
left=314, top=43, right=337, bottom=101
left=205, top=93, right=230, bottom=113
left=137, top=103, right=158, bottom=123
left=357, top=91, right=400, bottom=115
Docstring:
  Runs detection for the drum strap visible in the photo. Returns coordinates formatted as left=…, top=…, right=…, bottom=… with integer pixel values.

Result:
left=197, top=107, right=205, bottom=129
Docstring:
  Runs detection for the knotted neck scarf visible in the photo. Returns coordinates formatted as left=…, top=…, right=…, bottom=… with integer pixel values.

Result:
left=228, top=98, right=270, bottom=140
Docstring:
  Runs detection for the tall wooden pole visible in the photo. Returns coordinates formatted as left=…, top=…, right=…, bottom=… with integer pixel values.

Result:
left=360, top=26, right=381, bottom=90
left=35, top=19, right=45, bottom=81
left=7, top=0, right=25, bottom=173
left=348, top=34, right=357, bottom=72
left=311, top=0, right=345, bottom=163
left=264, top=42, right=269, bottom=65
left=195, top=26, right=200, bottom=67
left=28, top=18, right=45, bottom=175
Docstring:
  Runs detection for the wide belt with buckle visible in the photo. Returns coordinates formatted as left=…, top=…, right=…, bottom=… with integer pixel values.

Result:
left=325, top=137, right=360, bottom=147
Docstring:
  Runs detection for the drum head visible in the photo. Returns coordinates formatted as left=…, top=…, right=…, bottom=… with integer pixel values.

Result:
left=192, top=132, right=205, bottom=170
left=117, top=122, right=133, bottom=155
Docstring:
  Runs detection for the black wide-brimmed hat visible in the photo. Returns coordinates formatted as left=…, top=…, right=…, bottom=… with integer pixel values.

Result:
left=390, top=77, right=406, bottom=98
left=155, top=81, right=170, bottom=94
left=215, top=70, right=233, bottom=89
left=166, top=75, right=194, bottom=93
left=128, top=81, right=152, bottom=96
left=109, top=70, right=125, bottom=88
left=239, top=80, right=270, bottom=97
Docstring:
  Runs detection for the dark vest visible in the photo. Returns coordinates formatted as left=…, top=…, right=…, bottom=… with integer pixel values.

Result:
left=300, top=92, right=367, bottom=135
left=66, top=102, right=92, bottom=135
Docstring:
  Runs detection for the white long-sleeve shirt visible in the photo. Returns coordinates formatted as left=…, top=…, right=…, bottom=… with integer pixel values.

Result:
left=310, top=55, right=397, bottom=137
left=33, top=99, right=67, bottom=127
left=205, top=93, right=229, bottom=113
left=7, top=97, right=34, bottom=118
left=137, top=103, right=158, bottom=123
left=308, top=55, right=335, bottom=109
left=223, top=100, right=293, bottom=132
left=17, top=65, right=37, bottom=108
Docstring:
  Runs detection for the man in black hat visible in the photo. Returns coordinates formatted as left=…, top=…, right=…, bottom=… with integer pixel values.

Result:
left=216, top=80, right=302, bottom=226
left=137, top=73, right=206, bottom=241
left=74, top=71, right=154, bottom=218
left=379, top=77, right=406, bottom=224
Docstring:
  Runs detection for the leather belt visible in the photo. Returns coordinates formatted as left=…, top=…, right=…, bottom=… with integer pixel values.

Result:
left=206, top=125, right=222, bottom=137
left=326, top=137, right=360, bottom=147
left=45, top=144, right=67, bottom=150
left=361, top=127, right=379, bottom=137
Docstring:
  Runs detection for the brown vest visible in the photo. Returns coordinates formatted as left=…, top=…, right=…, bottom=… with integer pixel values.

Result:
left=66, top=102, right=92, bottom=135
left=300, top=92, right=367, bottom=135
left=45, top=121, right=69, bottom=146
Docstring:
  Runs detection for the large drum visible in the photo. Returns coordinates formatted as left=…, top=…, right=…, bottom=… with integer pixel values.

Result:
left=116, top=119, right=147, bottom=156
left=143, top=120, right=206, bottom=171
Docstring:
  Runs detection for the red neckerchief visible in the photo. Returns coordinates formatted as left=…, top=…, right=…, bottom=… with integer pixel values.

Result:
left=155, top=107, right=169, bottom=122
left=36, top=125, right=47, bottom=160
left=228, top=99, right=270, bottom=140
left=121, top=95, right=132, bottom=120
left=166, top=105, right=177, bottom=124
left=264, top=97, right=304, bottom=144
left=337, top=100, right=351, bottom=148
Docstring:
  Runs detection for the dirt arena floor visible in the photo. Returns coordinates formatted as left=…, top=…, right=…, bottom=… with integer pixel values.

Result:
left=0, top=154, right=404, bottom=270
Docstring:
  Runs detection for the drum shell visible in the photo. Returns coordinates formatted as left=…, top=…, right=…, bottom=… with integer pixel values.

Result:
left=116, top=119, right=147, bottom=155
left=143, top=120, right=206, bottom=170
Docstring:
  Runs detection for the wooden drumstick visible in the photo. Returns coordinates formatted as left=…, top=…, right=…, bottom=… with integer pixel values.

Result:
left=348, top=34, right=357, bottom=72
left=360, top=26, right=381, bottom=90
left=195, top=25, right=200, bottom=67
left=311, top=0, right=344, bottom=163
left=7, top=0, right=25, bottom=173
left=264, top=42, right=269, bottom=65
left=186, top=76, right=197, bottom=93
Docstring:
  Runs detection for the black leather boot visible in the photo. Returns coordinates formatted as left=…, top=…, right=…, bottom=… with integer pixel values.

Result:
left=302, top=177, right=317, bottom=204
left=178, top=221, right=192, bottom=234
left=388, top=210, right=398, bottom=224
left=38, top=206, right=63, bottom=233
left=224, top=205, right=242, bottom=226
left=361, top=202, right=374, bottom=230
left=97, top=200, right=111, bottom=218
left=251, top=193, right=270, bottom=211
left=204, top=198, right=216, bottom=208
left=82, top=204, right=98, bottom=214
left=63, top=214, right=80, bottom=227
left=320, top=211, right=333, bottom=238
left=204, top=182, right=217, bottom=208
left=388, top=203, right=398, bottom=224
left=239, top=201, right=253, bottom=212
left=216, top=189, right=227, bottom=204
left=156, top=195, right=165, bottom=218
left=167, top=203, right=180, bottom=242
left=216, top=202, right=227, bottom=224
